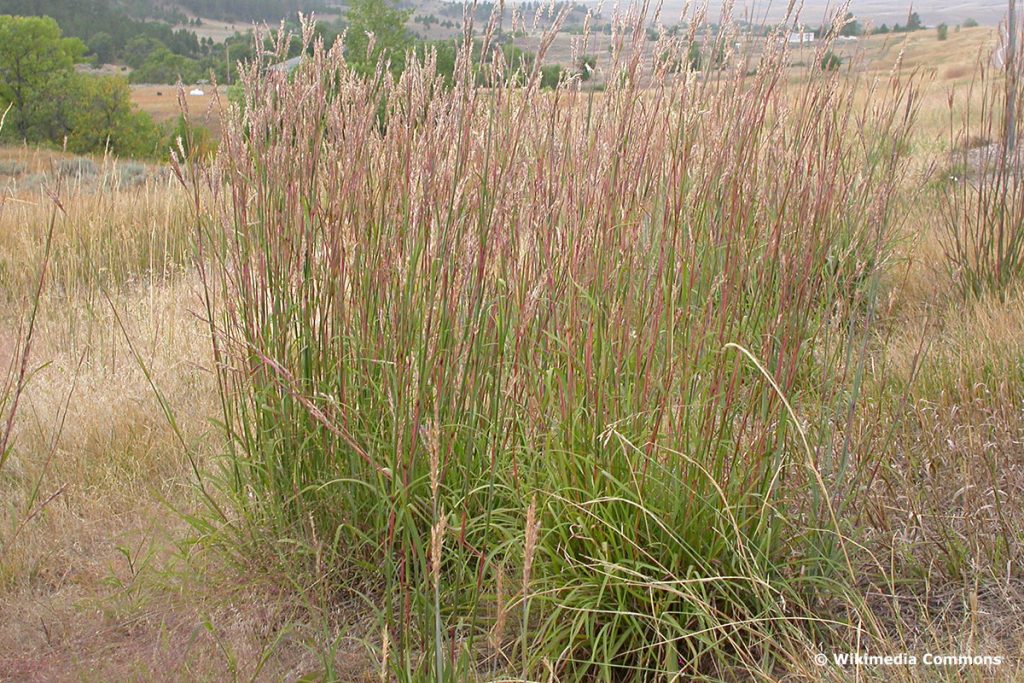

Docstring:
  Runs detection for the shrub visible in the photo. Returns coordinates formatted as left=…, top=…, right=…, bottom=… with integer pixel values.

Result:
left=576, top=54, right=597, bottom=81
left=937, top=23, right=949, bottom=41
left=10, top=173, right=47, bottom=194
left=116, top=161, right=148, bottom=188
left=0, top=161, right=25, bottom=177
left=821, top=51, right=842, bottom=71
left=164, top=116, right=215, bottom=160
left=56, top=157, right=98, bottom=179
left=540, top=63, right=563, bottom=89
left=193, top=15, right=916, bottom=680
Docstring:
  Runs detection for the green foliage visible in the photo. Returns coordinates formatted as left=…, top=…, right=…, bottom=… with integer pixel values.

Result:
left=174, top=0, right=330, bottom=22
left=0, top=15, right=165, bottom=158
left=964, top=17, right=979, bottom=28
left=69, top=77, right=164, bottom=157
left=0, top=0, right=203, bottom=65
left=576, top=55, right=597, bottom=81
left=123, top=36, right=167, bottom=69
left=937, top=23, right=949, bottom=41
left=820, top=51, right=842, bottom=71
left=0, top=15, right=86, bottom=142
left=165, top=115, right=216, bottom=159
left=540, top=64, right=562, bottom=89
left=87, top=31, right=116, bottom=65
left=129, top=46, right=204, bottom=84
left=343, top=0, right=413, bottom=77
left=839, top=12, right=862, bottom=37
left=0, top=0, right=281, bottom=85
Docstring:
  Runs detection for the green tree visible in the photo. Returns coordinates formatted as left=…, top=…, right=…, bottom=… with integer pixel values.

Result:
left=123, top=36, right=167, bottom=69
left=937, top=23, right=949, bottom=40
left=344, top=0, right=413, bottom=76
left=68, top=76, right=162, bottom=157
left=964, top=18, right=979, bottom=28
left=840, top=12, right=862, bottom=37
left=820, top=51, right=842, bottom=71
left=88, top=31, right=116, bottom=65
left=129, top=46, right=202, bottom=84
left=0, top=15, right=86, bottom=142
left=539, top=64, right=562, bottom=89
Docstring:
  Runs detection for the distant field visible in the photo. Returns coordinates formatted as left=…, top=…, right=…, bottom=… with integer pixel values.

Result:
left=173, top=11, right=345, bottom=42
left=131, top=84, right=228, bottom=137
left=173, top=17, right=245, bottom=42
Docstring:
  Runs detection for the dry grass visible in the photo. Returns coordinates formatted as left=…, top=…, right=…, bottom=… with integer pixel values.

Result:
left=0, top=172, right=192, bottom=298
left=130, top=85, right=228, bottom=139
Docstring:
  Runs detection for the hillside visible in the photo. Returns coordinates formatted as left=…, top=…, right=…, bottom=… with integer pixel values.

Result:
left=657, top=0, right=1005, bottom=27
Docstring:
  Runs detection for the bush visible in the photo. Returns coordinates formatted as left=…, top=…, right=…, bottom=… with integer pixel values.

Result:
left=196, top=17, right=916, bottom=681
left=540, top=63, right=562, bottom=89
left=0, top=161, right=26, bottom=177
left=68, top=76, right=165, bottom=158
left=57, top=157, right=98, bottom=179
left=576, top=55, right=597, bottom=81
left=821, top=51, right=842, bottom=71
left=937, top=23, right=949, bottom=41
left=115, top=161, right=148, bottom=188
left=163, top=116, right=215, bottom=160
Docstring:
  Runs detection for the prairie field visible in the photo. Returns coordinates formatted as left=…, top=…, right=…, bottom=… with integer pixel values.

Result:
left=2, top=13, right=1024, bottom=683
left=130, top=85, right=229, bottom=138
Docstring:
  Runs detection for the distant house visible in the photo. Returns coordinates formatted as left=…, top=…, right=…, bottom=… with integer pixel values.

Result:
left=788, top=31, right=815, bottom=45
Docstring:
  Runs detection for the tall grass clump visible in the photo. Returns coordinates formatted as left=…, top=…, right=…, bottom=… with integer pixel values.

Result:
left=941, top=26, right=1024, bottom=298
left=192, top=7, right=916, bottom=679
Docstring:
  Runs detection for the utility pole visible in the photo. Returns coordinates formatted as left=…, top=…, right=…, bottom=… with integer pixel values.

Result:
left=1007, top=0, right=1017, bottom=151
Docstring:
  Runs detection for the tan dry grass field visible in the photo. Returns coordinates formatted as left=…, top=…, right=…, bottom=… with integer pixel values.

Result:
left=2, top=21, right=1024, bottom=682
left=130, top=85, right=229, bottom=138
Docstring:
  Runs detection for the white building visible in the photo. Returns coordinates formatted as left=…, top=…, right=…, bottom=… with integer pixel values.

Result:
left=788, top=31, right=815, bottom=45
